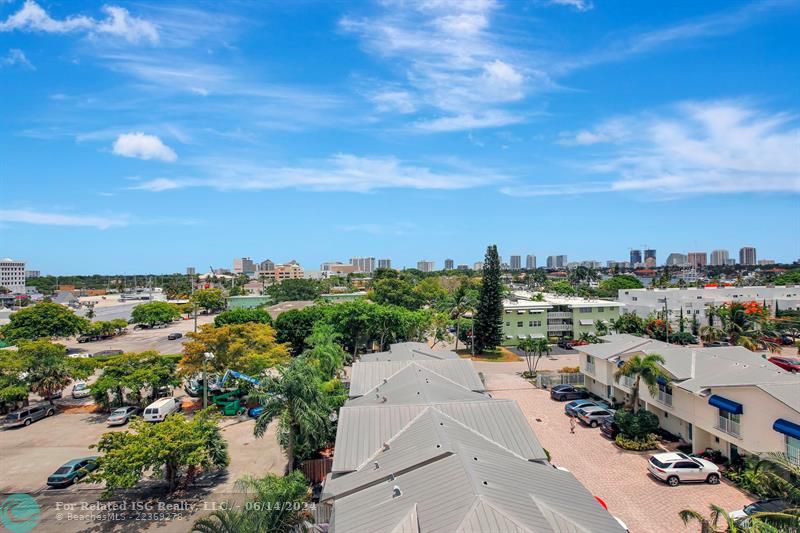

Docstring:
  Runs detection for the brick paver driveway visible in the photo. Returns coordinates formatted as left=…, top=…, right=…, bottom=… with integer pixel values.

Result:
left=483, top=368, right=751, bottom=533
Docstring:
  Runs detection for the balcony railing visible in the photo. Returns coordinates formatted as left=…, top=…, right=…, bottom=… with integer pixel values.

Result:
left=585, top=361, right=595, bottom=375
left=547, top=324, right=573, bottom=332
left=656, top=390, right=673, bottom=407
left=618, top=375, right=635, bottom=390
left=549, top=311, right=572, bottom=319
left=717, top=416, right=741, bottom=438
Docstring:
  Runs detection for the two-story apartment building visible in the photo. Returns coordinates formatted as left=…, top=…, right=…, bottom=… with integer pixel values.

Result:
left=576, top=334, right=800, bottom=464
left=502, top=292, right=624, bottom=346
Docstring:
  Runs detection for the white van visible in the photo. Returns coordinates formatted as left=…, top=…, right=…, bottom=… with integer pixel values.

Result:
left=143, top=397, right=183, bottom=422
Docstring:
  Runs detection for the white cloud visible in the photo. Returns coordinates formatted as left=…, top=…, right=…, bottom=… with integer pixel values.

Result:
left=0, top=209, right=128, bottom=229
left=547, top=101, right=800, bottom=196
left=415, top=110, right=524, bottom=132
left=0, top=48, right=34, bottom=69
left=340, top=0, right=542, bottom=131
left=112, top=132, right=177, bottom=162
left=549, top=0, right=593, bottom=12
left=133, top=153, right=502, bottom=193
left=0, top=1, right=158, bottom=44
left=371, top=90, right=417, bottom=114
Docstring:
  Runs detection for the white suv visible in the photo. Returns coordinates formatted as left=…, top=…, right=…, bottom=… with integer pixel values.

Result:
left=648, top=452, right=720, bottom=486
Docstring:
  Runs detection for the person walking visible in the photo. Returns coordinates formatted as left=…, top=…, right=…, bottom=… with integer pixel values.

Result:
left=570, top=416, right=576, bottom=434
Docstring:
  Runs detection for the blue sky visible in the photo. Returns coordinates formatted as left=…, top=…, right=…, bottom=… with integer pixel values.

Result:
left=2, top=0, right=799, bottom=274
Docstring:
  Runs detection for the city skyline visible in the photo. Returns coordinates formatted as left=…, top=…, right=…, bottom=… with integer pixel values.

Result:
left=2, top=1, right=799, bottom=273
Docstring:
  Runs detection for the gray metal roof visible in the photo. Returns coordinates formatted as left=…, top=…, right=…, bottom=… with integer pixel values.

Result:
left=346, top=363, right=490, bottom=406
left=323, top=408, right=624, bottom=533
left=360, top=342, right=460, bottom=362
left=332, top=400, right=547, bottom=473
left=350, top=359, right=485, bottom=397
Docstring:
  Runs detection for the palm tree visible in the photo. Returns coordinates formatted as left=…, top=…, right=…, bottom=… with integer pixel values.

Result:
left=594, top=320, right=609, bottom=336
left=449, top=284, right=476, bottom=352
left=192, top=471, right=310, bottom=533
left=249, top=359, right=332, bottom=471
left=28, top=362, right=72, bottom=405
left=614, top=353, right=667, bottom=412
left=518, top=338, right=551, bottom=376
left=678, top=504, right=742, bottom=533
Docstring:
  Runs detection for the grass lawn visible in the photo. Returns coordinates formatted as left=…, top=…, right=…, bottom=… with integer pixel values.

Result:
left=457, top=346, right=521, bottom=362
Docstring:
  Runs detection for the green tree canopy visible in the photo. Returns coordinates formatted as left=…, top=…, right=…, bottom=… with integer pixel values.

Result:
left=614, top=353, right=668, bottom=412
left=274, top=306, right=328, bottom=356
left=0, top=302, right=89, bottom=343
left=18, top=339, right=75, bottom=404
left=370, top=277, right=422, bottom=310
left=90, top=351, right=182, bottom=410
left=265, top=279, right=321, bottom=303
left=191, top=288, right=227, bottom=313
left=130, top=301, right=181, bottom=327
left=86, top=408, right=229, bottom=495
left=181, top=323, right=289, bottom=376
left=214, top=308, right=273, bottom=328
left=597, top=275, right=644, bottom=298
left=473, top=245, right=504, bottom=353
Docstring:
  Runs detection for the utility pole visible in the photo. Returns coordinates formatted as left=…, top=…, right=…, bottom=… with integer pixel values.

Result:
left=664, top=298, right=669, bottom=344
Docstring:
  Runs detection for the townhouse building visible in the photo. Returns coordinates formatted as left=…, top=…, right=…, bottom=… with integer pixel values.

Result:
left=575, top=335, right=800, bottom=464
left=502, top=292, right=624, bottom=346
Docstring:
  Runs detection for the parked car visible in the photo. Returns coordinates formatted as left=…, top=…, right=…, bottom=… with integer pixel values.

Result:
left=45, top=390, right=63, bottom=401
left=167, top=332, right=183, bottom=340
left=768, top=356, right=800, bottom=373
left=600, top=418, right=620, bottom=439
left=550, top=385, right=588, bottom=401
left=576, top=406, right=615, bottom=427
left=705, top=341, right=731, bottom=348
left=77, top=334, right=99, bottom=343
left=46, top=457, right=99, bottom=488
left=4, top=404, right=55, bottom=428
left=71, top=382, right=91, bottom=399
left=107, top=406, right=141, bottom=426
left=729, top=499, right=791, bottom=522
left=647, top=452, right=720, bottom=486
left=557, top=340, right=574, bottom=350
left=565, top=399, right=596, bottom=417
left=143, top=397, right=183, bottom=422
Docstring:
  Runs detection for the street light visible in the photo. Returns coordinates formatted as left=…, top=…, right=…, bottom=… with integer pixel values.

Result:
left=203, top=352, right=215, bottom=409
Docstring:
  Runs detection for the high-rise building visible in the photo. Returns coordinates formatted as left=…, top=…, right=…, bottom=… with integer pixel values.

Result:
left=186, top=267, right=196, bottom=276
left=666, top=253, right=688, bottom=267
left=233, top=257, right=256, bottom=275
left=473, top=262, right=483, bottom=271
left=525, top=255, right=536, bottom=270
left=739, top=247, right=757, bottom=266
left=259, top=259, right=275, bottom=272
left=417, top=260, right=435, bottom=272
left=350, top=257, right=375, bottom=273
left=687, top=252, right=708, bottom=268
left=509, top=255, right=521, bottom=271
left=444, top=259, right=454, bottom=270
left=25, top=270, right=40, bottom=279
left=758, top=259, right=775, bottom=266
left=710, top=250, right=730, bottom=266
left=644, top=249, right=656, bottom=268
left=630, top=249, right=642, bottom=265
left=0, top=258, right=26, bottom=293
left=456, top=264, right=469, bottom=271
left=546, top=255, right=567, bottom=269
left=377, top=259, right=392, bottom=270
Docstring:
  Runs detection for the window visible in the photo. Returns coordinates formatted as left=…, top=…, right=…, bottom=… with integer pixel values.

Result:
left=528, top=320, right=542, bottom=327
left=632, top=296, right=638, bottom=301
left=579, top=307, right=592, bottom=313
left=787, top=435, right=800, bottom=465
left=674, top=461, right=699, bottom=469
left=505, top=322, right=510, bottom=326
left=517, top=321, right=523, bottom=327
left=718, top=410, right=741, bottom=437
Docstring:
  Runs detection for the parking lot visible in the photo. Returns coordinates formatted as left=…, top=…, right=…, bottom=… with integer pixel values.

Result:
left=1, top=406, right=287, bottom=532
left=481, top=366, right=751, bottom=533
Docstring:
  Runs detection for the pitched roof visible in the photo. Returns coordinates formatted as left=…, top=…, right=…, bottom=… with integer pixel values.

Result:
left=360, top=342, right=459, bottom=362
left=323, top=408, right=624, bottom=533
left=347, top=363, right=490, bottom=406
left=350, top=359, right=485, bottom=397
left=332, top=400, right=547, bottom=473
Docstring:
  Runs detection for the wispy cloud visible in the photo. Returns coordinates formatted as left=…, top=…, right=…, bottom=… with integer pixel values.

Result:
left=132, top=153, right=503, bottom=193
left=0, top=1, right=159, bottom=44
left=112, top=132, right=177, bottom=162
left=0, top=209, right=129, bottom=229
left=548, top=0, right=593, bottom=12
left=522, top=101, right=800, bottom=197
left=0, top=48, right=34, bottom=69
left=340, top=0, right=549, bottom=131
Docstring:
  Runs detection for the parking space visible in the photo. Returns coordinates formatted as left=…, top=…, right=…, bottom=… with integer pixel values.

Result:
left=482, top=367, right=751, bottom=533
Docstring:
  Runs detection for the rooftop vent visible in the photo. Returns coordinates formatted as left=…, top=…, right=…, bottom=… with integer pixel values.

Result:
left=374, top=461, right=380, bottom=470
left=392, top=485, right=402, bottom=497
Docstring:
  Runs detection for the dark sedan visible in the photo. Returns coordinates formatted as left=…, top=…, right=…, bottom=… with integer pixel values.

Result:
left=46, top=457, right=99, bottom=487
left=550, top=385, right=589, bottom=401
left=600, top=418, right=620, bottom=439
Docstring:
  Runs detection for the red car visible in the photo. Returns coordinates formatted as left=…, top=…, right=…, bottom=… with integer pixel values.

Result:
left=768, top=356, right=800, bottom=373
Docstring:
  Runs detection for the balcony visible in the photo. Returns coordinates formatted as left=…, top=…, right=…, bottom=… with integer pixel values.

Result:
left=547, top=324, right=573, bottom=332
left=656, top=390, right=673, bottom=407
left=618, top=375, right=635, bottom=390
left=585, top=361, right=595, bottom=375
left=549, top=311, right=572, bottom=319
left=716, top=416, right=741, bottom=438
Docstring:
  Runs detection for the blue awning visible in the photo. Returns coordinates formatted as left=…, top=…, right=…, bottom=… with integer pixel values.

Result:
left=773, top=419, right=800, bottom=440
left=708, top=395, right=743, bottom=414
left=657, top=376, right=668, bottom=385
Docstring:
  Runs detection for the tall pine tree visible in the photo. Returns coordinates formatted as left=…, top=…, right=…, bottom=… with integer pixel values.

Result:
left=474, top=245, right=504, bottom=353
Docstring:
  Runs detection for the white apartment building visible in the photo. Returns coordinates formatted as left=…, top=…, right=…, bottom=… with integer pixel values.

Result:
left=417, top=260, right=435, bottom=272
left=617, top=286, right=800, bottom=326
left=576, top=334, right=800, bottom=463
left=377, top=258, right=391, bottom=269
left=349, top=257, right=375, bottom=273
left=0, top=258, right=26, bottom=294
left=710, top=249, right=730, bottom=266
